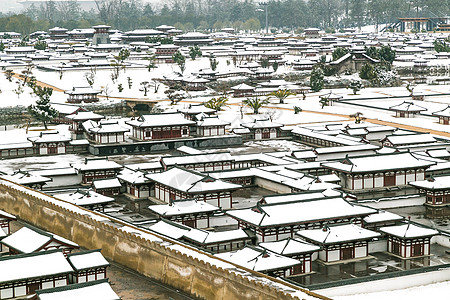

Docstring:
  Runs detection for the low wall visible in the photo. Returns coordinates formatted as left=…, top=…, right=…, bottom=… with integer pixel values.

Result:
left=316, top=265, right=450, bottom=298
left=0, top=179, right=328, bottom=300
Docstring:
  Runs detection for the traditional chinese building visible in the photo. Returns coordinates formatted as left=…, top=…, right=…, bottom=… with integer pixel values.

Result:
left=126, top=113, right=195, bottom=141
left=196, top=116, right=230, bottom=137
left=215, top=246, right=303, bottom=277
left=148, top=199, right=221, bottom=229
left=160, top=152, right=234, bottom=172
left=1, top=226, right=79, bottom=256
left=259, top=238, right=320, bottom=274
left=296, top=223, right=380, bottom=263
left=379, top=222, right=439, bottom=258
left=322, top=152, right=436, bottom=191
left=146, top=167, right=241, bottom=209
left=71, top=157, right=123, bottom=184
left=82, top=120, right=129, bottom=144
left=409, top=175, right=450, bottom=207
left=432, top=105, right=450, bottom=125
left=66, top=111, right=104, bottom=136
left=67, top=249, right=110, bottom=283
left=27, top=132, right=71, bottom=155
left=389, top=101, right=426, bottom=118
left=241, top=119, right=283, bottom=140
left=182, top=228, right=252, bottom=253
left=227, top=197, right=375, bottom=242
left=65, top=87, right=101, bottom=104
left=0, top=251, right=73, bottom=299
left=92, top=178, right=122, bottom=196
left=53, top=189, right=115, bottom=212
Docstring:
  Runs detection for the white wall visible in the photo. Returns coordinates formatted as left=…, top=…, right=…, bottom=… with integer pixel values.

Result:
left=327, top=249, right=339, bottom=262
left=197, top=218, right=209, bottom=229
left=254, top=177, right=291, bottom=194
left=209, top=215, right=238, bottom=228
left=368, top=239, right=388, bottom=253
left=358, top=195, right=425, bottom=209
left=355, top=245, right=367, bottom=258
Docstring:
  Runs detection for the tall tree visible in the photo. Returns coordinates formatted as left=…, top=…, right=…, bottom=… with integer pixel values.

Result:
left=28, top=86, right=57, bottom=129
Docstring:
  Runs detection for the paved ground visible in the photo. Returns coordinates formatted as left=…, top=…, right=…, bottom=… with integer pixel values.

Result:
left=108, top=260, right=197, bottom=300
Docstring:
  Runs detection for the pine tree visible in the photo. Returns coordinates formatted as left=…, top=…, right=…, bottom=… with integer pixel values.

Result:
left=189, top=45, right=202, bottom=60
left=310, top=67, right=324, bottom=92
left=172, top=51, right=186, bottom=73
left=27, top=86, right=57, bottom=129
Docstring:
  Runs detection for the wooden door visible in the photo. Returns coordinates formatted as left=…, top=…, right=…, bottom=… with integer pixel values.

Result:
left=392, top=241, right=401, bottom=256
left=27, top=282, right=41, bottom=294
left=340, top=247, right=354, bottom=260
left=384, top=173, right=396, bottom=186
left=183, top=219, right=196, bottom=228
left=291, top=264, right=303, bottom=275
left=411, top=244, right=423, bottom=257
left=262, top=129, right=270, bottom=139
left=48, top=143, right=57, bottom=154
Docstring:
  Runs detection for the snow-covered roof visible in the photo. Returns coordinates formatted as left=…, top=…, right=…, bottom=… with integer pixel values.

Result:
left=1, top=226, right=78, bottom=253
left=146, top=220, right=191, bottom=239
left=292, top=127, right=362, bottom=146
left=227, top=197, right=375, bottom=227
left=0, top=209, right=16, bottom=220
left=197, top=116, right=230, bottom=127
left=314, top=144, right=379, bottom=155
left=215, top=246, right=300, bottom=272
left=231, top=83, right=255, bottom=90
left=148, top=199, right=220, bottom=216
left=161, top=152, right=233, bottom=167
left=72, top=158, right=122, bottom=172
left=0, top=251, right=74, bottom=284
left=379, top=223, right=439, bottom=239
left=93, top=178, right=122, bottom=189
left=178, top=105, right=216, bottom=115
left=432, top=105, right=450, bottom=117
left=2, top=171, right=52, bottom=185
left=409, top=175, right=450, bottom=190
left=66, top=111, right=104, bottom=121
left=183, top=228, right=250, bottom=244
left=322, top=152, right=436, bottom=173
left=53, top=189, right=115, bottom=207
left=29, top=167, right=77, bottom=177
left=146, top=167, right=240, bottom=193
left=389, top=101, right=427, bottom=112
left=65, top=86, right=101, bottom=95
left=67, top=250, right=109, bottom=271
left=297, top=223, right=380, bottom=244
left=383, top=134, right=436, bottom=146
left=27, top=131, right=71, bottom=143
left=86, top=120, right=130, bottom=134
left=36, top=279, right=120, bottom=300
left=363, top=210, right=403, bottom=224
left=125, top=113, right=196, bottom=127
left=241, top=119, right=283, bottom=129
left=259, top=238, right=320, bottom=255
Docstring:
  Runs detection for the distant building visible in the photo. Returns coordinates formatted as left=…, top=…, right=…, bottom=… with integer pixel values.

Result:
left=92, top=25, right=111, bottom=45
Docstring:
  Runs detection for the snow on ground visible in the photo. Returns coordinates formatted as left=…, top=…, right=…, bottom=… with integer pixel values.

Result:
left=333, top=280, right=450, bottom=300
left=0, top=153, right=86, bottom=174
